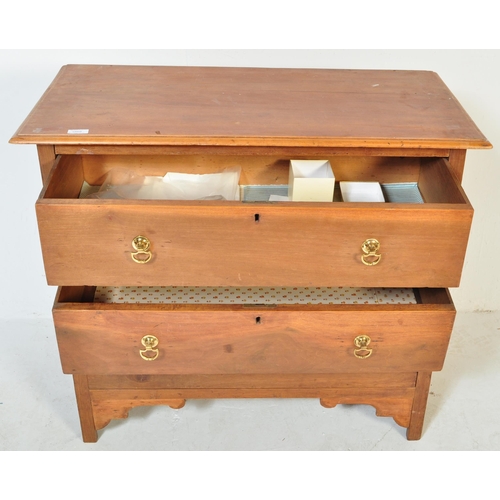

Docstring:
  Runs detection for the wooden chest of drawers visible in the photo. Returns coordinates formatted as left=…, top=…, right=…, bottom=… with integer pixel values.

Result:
left=10, top=65, right=491, bottom=442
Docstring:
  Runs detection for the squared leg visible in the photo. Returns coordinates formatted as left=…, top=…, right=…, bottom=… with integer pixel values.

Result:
left=73, top=375, right=98, bottom=443
left=406, top=371, right=432, bottom=440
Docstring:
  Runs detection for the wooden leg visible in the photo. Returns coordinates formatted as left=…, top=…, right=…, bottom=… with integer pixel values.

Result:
left=319, top=372, right=433, bottom=440
left=73, top=375, right=98, bottom=443
left=406, top=371, right=432, bottom=440
left=73, top=375, right=187, bottom=442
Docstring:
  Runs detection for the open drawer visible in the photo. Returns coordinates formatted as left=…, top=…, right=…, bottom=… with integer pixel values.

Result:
left=53, top=286, right=456, bottom=376
left=37, top=153, right=473, bottom=287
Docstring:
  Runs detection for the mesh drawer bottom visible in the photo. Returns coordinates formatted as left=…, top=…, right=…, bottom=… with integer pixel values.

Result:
left=94, top=286, right=417, bottom=305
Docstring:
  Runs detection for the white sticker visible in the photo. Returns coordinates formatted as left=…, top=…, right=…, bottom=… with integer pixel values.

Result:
left=67, top=129, right=89, bottom=134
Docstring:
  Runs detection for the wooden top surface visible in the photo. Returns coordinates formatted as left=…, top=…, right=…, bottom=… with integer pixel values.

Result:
left=10, top=65, right=491, bottom=149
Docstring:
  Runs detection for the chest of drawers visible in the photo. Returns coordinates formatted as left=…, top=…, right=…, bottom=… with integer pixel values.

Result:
left=11, top=65, right=491, bottom=442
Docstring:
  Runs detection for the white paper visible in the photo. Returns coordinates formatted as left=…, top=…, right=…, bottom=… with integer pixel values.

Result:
left=269, top=194, right=290, bottom=201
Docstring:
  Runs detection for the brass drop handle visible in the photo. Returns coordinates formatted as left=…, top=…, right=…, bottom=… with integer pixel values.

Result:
left=353, top=335, right=372, bottom=359
left=139, top=335, right=159, bottom=361
left=361, top=238, right=381, bottom=266
left=131, top=235, right=152, bottom=264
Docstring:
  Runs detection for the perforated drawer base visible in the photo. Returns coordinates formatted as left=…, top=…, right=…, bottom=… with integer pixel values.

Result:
left=93, top=286, right=417, bottom=305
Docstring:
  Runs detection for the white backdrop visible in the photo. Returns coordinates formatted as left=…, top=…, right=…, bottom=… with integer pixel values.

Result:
left=1, top=50, right=498, bottom=318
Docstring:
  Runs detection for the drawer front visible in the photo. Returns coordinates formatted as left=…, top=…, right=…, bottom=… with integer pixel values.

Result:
left=37, top=154, right=473, bottom=288
left=53, top=289, right=456, bottom=376
left=37, top=202, right=472, bottom=287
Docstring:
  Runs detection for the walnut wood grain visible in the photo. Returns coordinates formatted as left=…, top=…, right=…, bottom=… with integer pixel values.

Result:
left=320, top=388, right=414, bottom=428
left=92, top=397, right=186, bottom=431
left=448, top=149, right=467, bottom=183
left=37, top=145, right=56, bottom=184
left=73, top=375, right=98, bottom=443
left=78, top=153, right=422, bottom=186
left=87, top=372, right=418, bottom=390
left=10, top=66, right=491, bottom=149
left=55, top=144, right=451, bottom=158
left=417, top=288, right=454, bottom=305
left=41, top=154, right=83, bottom=200
left=78, top=374, right=419, bottom=440
left=418, top=158, right=471, bottom=204
left=36, top=202, right=472, bottom=288
left=53, top=298, right=455, bottom=376
left=13, top=65, right=487, bottom=442
left=36, top=154, right=473, bottom=288
left=406, top=371, right=433, bottom=440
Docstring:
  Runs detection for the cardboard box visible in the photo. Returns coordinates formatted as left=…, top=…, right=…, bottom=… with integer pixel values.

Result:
left=288, top=160, right=335, bottom=202
left=340, top=181, right=385, bottom=202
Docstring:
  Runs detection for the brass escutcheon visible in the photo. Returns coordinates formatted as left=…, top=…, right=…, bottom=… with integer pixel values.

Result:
left=140, top=335, right=159, bottom=361
left=353, top=335, right=373, bottom=359
left=361, top=238, right=381, bottom=266
left=131, top=235, right=152, bottom=264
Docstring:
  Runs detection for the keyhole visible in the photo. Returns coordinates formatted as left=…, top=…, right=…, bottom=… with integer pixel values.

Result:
left=254, top=213, right=260, bottom=223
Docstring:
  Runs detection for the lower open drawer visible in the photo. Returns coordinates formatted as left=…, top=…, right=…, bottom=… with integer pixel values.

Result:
left=53, top=287, right=456, bottom=376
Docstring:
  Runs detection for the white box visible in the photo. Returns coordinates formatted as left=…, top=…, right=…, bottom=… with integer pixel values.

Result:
left=288, top=160, right=335, bottom=202
left=340, top=181, right=385, bottom=202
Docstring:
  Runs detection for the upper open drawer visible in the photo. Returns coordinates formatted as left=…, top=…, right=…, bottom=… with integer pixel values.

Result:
left=36, top=153, right=473, bottom=287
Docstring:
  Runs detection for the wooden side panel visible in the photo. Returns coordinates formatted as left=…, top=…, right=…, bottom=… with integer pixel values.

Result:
left=53, top=307, right=455, bottom=375
left=418, top=288, right=453, bottom=305
left=418, top=158, right=471, bottom=204
left=41, top=155, right=84, bottom=199
left=37, top=145, right=56, bottom=184
left=448, top=149, right=467, bottom=183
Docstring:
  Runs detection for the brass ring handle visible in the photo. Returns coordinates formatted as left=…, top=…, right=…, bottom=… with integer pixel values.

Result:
left=361, top=238, right=381, bottom=266
left=131, top=235, right=152, bottom=264
left=353, top=335, right=372, bottom=359
left=139, top=335, right=159, bottom=361
left=131, top=250, right=152, bottom=264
